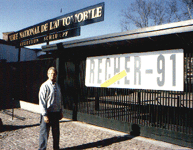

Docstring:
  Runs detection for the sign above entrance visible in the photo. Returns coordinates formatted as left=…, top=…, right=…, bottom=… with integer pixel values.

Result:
left=19, top=28, right=80, bottom=47
left=8, top=2, right=104, bottom=47
left=85, top=49, right=184, bottom=91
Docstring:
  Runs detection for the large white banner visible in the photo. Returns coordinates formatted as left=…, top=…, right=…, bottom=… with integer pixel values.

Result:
left=85, top=49, right=184, bottom=91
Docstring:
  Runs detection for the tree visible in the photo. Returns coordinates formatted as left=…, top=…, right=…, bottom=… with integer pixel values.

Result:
left=121, top=0, right=152, bottom=30
left=166, top=0, right=181, bottom=22
left=181, top=0, right=193, bottom=19
left=121, top=0, right=193, bottom=31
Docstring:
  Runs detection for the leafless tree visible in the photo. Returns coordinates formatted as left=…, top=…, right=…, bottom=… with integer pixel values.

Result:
left=150, top=0, right=168, bottom=25
left=181, top=0, right=193, bottom=19
left=121, top=0, right=152, bottom=30
left=121, top=0, right=193, bottom=31
left=166, top=0, right=181, bottom=22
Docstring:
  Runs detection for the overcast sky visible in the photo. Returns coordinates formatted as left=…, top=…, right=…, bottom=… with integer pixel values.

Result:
left=0, top=0, right=135, bottom=49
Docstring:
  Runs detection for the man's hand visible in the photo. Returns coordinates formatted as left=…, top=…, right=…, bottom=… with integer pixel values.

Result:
left=44, top=116, right=49, bottom=123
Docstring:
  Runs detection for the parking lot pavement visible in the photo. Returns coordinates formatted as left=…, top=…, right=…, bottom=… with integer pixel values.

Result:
left=0, top=108, right=191, bottom=150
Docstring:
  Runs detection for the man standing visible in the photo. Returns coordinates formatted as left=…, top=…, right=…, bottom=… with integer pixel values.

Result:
left=39, top=67, right=63, bottom=150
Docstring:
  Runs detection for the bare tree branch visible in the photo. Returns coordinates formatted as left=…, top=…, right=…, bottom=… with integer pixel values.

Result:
left=121, top=0, right=193, bottom=31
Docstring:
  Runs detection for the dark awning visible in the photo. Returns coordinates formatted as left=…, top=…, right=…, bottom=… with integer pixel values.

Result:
left=42, top=20, right=193, bottom=57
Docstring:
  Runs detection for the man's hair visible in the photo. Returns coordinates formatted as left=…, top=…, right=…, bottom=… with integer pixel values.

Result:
left=47, top=67, right=57, bottom=74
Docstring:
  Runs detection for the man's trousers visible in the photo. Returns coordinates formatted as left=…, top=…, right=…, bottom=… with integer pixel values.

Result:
left=39, top=112, right=60, bottom=150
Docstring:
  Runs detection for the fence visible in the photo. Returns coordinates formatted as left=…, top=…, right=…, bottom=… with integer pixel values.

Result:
left=65, top=52, right=193, bottom=147
left=0, top=52, right=192, bottom=147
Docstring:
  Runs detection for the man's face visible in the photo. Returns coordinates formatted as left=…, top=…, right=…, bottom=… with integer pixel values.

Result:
left=47, top=69, right=57, bottom=82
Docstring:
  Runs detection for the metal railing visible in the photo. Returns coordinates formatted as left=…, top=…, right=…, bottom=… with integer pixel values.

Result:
left=76, top=53, right=193, bottom=136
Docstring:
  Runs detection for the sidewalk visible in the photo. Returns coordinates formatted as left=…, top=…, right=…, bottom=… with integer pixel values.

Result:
left=0, top=108, right=191, bottom=150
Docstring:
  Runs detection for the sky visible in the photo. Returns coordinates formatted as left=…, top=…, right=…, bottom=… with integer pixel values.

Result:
left=0, top=0, right=134, bottom=49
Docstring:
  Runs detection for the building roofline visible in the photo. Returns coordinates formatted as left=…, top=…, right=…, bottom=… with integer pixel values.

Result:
left=42, top=20, right=193, bottom=52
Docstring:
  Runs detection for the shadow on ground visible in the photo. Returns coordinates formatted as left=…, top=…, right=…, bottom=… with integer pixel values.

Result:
left=0, top=124, right=39, bottom=132
left=61, top=135, right=133, bottom=150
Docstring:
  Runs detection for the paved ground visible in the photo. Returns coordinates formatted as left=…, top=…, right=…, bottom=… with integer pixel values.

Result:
left=0, top=108, right=191, bottom=150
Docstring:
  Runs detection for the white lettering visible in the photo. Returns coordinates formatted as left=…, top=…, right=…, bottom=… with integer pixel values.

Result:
left=41, top=23, right=48, bottom=33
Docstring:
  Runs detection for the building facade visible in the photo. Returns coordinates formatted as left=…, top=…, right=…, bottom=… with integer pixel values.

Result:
left=41, top=20, right=193, bottom=148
